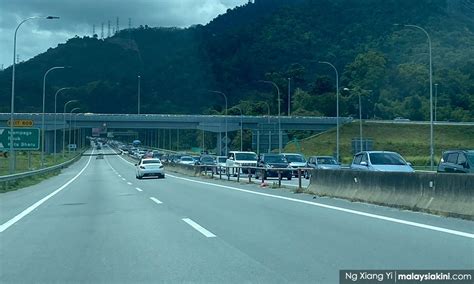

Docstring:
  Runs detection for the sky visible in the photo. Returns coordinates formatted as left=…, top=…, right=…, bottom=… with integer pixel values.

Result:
left=0, top=0, right=249, bottom=70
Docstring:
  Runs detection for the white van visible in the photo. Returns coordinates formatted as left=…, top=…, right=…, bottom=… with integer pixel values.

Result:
left=226, top=151, right=258, bottom=176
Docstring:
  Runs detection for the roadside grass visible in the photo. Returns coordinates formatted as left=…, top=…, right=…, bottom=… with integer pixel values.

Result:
left=284, top=122, right=474, bottom=166
left=0, top=150, right=84, bottom=193
left=1, top=170, right=61, bottom=193
left=0, top=151, right=78, bottom=176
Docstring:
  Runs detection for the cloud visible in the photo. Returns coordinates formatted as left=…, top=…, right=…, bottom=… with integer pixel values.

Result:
left=0, top=0, right=249, bottom=68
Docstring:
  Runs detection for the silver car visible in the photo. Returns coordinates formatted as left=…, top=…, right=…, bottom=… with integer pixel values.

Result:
left=350, top=151, right=414, bottom=172
left=136, top=158, right=165, bottom=179
left=282, top=153, right=307, bottom=176
left=305, top=156, right=341, bottom=179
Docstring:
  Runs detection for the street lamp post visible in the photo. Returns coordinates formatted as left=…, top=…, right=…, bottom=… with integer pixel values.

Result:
left=41, top=66, right=65, bottom=167
left=137, top=75, right=141, bottom=114
left=343, top=87, right=363, bottom=151
left=63, top=100, right=78, bottom=158
left=435, top=83, right=438, bottom=122
left=210, top=91, right=228, bottom=156
left=53, top=87, right=70, bottom=161
left=68, top=108, right=80, bottom=154
left=262, top=102, right=271, bottom=153
left=9, top=15, right=59, bottom=173
left=395, top=23, right=434, bottom=170
left=288, top=77, right=291, bottom=116
left=233, top=106, right=243, bottom=151
left=73, top=112, right=80, bottom=151
left=319, top=61, right=340, bottom=162
left=259, top=80, right=281, bottom=153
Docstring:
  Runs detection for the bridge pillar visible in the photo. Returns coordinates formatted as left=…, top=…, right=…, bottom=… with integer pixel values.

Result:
left=216, top=132, right=231, bottom=156
left=44, top=130, right=55, bottom=154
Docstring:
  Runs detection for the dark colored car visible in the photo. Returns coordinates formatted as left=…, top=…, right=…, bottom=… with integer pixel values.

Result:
left=196, top=155, right=217, bottom=173
left=255, top=154, right=292, bottom=180
left=152, top=151, right=164, bottom=159
left=437, top=150, right=474, bottom=174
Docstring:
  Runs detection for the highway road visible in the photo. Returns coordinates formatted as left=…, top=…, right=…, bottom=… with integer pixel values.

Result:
left=1, top=147, right=473, bottom=283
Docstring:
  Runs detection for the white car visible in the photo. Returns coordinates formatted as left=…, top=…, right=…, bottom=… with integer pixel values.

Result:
left=216, top=156, right=227, bottom=173
left=136, top=158, right=165, bottom=179
left=282, top=153, right=307, bottom=176
left=350, top=151, right=414, bottom=173
left=226, top=151, right=258, bottom=176
left=179, top=156, right=196, bottom=165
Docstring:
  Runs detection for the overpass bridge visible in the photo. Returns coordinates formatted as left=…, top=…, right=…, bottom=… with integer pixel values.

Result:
left=0, top=113, right=351, bottom=154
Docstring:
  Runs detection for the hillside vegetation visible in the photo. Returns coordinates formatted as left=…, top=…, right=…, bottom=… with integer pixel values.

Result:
left=0, top=0, right=473, bottom=150
left=0, top=0, right=472, bottom=121
left=284, top=122, right=474, bottom=166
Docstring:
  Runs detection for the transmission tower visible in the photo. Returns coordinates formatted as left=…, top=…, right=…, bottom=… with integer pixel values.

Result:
left=101, top=23, right=104, bottom=39
left=116, top=17, right=119, bottom=34
left=107, top=20, right=111, bottom=37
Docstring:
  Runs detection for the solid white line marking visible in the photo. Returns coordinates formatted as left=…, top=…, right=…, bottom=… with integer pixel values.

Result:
left=127, top=182, right=132, bottom=185
left=135, top=187, right=143, bottom=192
left=169, top=175, right=474, bottom=239
left=149, top=197, right=163, bottom=204
left=0, top=152, right=94, bottom=233
left=113, top=147, right=474, bottom=239
left=182, top=218, right=216, bottom=238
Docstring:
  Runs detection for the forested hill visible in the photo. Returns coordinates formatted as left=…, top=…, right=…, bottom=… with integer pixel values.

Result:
left=0, top=0, right=473, bottom=121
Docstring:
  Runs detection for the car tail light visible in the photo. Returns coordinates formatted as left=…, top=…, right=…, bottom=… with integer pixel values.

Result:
left=140, top=166, right=146, bottom=169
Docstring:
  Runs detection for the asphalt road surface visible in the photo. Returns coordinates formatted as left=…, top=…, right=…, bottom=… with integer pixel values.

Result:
left=1, top=147, right=473, bottom=283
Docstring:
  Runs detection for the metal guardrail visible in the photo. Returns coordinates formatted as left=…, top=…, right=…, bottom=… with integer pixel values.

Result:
left=164, top=162, right=311, bottom=189
left=0, top=150, right=86, bottom=184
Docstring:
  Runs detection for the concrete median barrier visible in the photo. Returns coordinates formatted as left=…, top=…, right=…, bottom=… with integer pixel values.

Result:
left=308, top=170, right=474, bottom=219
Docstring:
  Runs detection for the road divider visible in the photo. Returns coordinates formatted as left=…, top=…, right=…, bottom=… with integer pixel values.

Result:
left=308, top=169, right=474, bottom=220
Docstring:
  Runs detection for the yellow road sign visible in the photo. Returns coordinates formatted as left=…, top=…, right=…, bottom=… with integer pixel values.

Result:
left=7, top=120, right=34, bottom=127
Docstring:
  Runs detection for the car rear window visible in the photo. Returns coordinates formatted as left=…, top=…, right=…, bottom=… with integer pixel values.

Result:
left=235, top=153, right=257, bottom=160
left=369, top=153, right=406, bottom=165
left=285, top=155, right=306, bottom=162
left=142, top=159, right=161, bottom=164
left=446, top=153, right=459, bottom=164
left=317, top=157, right=337, bottom=165
left=264, top=155, right=287, bottom=163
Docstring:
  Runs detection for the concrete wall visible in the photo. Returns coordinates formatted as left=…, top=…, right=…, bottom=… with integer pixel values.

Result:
left=308, top=170, right=474, bottom=219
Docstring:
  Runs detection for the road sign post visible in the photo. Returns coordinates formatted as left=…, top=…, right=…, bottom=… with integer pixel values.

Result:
left=0, top=128, right=40, bottom=150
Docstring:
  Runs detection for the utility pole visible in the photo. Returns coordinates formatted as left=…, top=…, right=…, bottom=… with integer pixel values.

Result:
left=288, top=77, right=291, bottom=116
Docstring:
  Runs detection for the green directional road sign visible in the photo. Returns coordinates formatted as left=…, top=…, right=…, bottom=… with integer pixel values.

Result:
left=0, top=128, right=40, bottom=150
